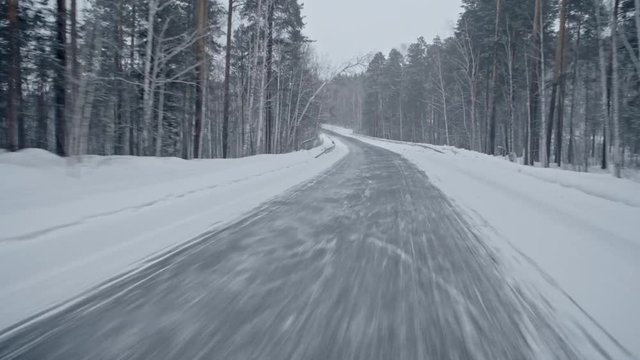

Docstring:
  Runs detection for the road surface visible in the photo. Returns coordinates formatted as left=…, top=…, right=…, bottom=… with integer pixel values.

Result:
left=0, top=134, right=582, bottom=359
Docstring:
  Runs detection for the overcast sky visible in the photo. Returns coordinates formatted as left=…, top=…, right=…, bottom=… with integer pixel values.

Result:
left=302, top=0, right=463, bottom=65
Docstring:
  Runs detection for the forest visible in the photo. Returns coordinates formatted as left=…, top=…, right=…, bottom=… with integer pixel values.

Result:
left=0, top=0, right=324, bottom=159
left=323, top=0, right=640, bottom=177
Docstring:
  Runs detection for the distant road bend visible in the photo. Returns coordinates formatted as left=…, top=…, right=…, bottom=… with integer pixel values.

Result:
left=1, top=133, right=586, bottom=359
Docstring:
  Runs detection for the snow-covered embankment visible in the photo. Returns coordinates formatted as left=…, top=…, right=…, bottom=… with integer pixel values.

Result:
left=0, top=134, right=347, bottom=333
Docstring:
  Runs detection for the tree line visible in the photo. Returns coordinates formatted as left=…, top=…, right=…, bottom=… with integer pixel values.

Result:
left=323, top=0, right=640, bottom=177
left=1, top=0, right=324, bottom=159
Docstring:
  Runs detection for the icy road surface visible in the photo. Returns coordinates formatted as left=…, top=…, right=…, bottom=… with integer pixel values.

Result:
left=0, top=135, right=587, bottom=359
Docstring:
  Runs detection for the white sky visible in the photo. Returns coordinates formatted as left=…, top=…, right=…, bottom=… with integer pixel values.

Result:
left=302, top=0, right=463, bottom=65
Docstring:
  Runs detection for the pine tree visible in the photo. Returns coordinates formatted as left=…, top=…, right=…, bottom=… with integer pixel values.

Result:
left=363, top=53, right=386, bottom=138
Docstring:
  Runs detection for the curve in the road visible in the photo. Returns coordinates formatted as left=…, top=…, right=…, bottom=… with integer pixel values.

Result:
left=0, top=134, right=587, bottom=360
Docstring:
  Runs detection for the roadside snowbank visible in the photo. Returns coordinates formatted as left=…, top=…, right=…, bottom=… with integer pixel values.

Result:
left=325, top=125, right=640, bottom=359
left=517, top=165, right=640, bottom=207
left=0, top=135, right=347, bottom=333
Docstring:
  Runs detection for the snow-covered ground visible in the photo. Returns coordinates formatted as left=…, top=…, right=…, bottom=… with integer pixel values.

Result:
left=0, top=134, right=347, bottom=333
left=325, top=125, right=640, bottom=359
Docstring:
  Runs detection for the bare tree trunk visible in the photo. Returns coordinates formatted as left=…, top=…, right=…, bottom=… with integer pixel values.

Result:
left=68, top=0, right=80, bottom=155
left=568, top=23, right=581, bottom=166
left=611, top=0, right=622, bottom=177
left=505, top=25, right=516, bottom=156
left=399, top=85, right=404, bottom=141
left=78, top=39, right=102, bottom=156
left=69, top=0, right=78, bottom=140
left=546, top=0, right=567, bottom=167
left=583, top=73, right=590, bottom=171
left=255, top=0, right=268, bottom=152
left=287, top=72, right=304, bottom=149
left=274, top=61, right=282, bottom=152
left=524, top=42, right=532, bottom=164
left=240, top=60, right=248, bottom=156
left=527, top=0, right=543, bottom=165
left=6, top=0, right=21, bottom=151
left=155, top=82, right=166, bottom=156
left=487, top=0, right=501, bottom=155
left=69, top=23, right=103, bottom=156
left=459, top=84, right=470, bottom=147
left=555, top=71, right=567, bottom=166
left=436, top=46, right=450, bottom=145
left=264, top=0, right=275, bottom=153
left=222, top=0, right=234, bottom=158
left=115, top=0, right=125, bottom=155
left=128, top=2, right=137, bottom=155
left=458, top=29, right=480, bottom=152
left=193, top=0, right=208, bottom=158
left=283, top=73, right=295, bottom=150
left=36, top=68, right=48, bottom=150
left=207, top=85, right=214, bottom=158
left=539, top=0, right=548, bottom=166
left=141, top=0, right=158, bottom=155
left=595, top=0, right=610, bottom=170
left=246, top=0, right=263, bottom=155
left=55, top=0, right=67, bottom=156
left=470, top=77, right=478, bottom=151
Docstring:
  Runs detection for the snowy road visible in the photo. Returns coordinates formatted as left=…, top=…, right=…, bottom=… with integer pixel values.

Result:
left=0, top=135, right=586, bottom=359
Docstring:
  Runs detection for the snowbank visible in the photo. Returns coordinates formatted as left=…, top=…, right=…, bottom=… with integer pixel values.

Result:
left=0, top=135, right=347, bottom=333
left=518, top=165, right=640, bottom=207
left=325, top=125, right=640, bottom=359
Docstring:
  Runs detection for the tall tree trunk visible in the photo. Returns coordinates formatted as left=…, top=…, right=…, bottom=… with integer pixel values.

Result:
left=69, top=22, right=103, bottom=156
left=528, top=0, right=543, bottom=165
left=538, top=0, right=548, bottom=165
left=554, top=70, right=567, bottom=166
left=55, top=0, right=67, bottom=156
left=546, top=0, right=567, bottom=167
left=68, top=0, right=80, bottom=154
left=436, top=46, right=450, bottom=145
left=6, top=0, right=21, bottom=151
left=399, top=84, right=404, bottom=141
left=255, top=0, right=268, bottom=152
left=611, top=0, right=622, bottom=177
left=222, top=0, right=234, bottom=158
left=568, top=23, right=581, bottom=166
left=36, top=69, right=47, bottom=150
left=483, top=66, right=490, bottom=151
left=70, top=0, right=78, bottom=135
left=246, top=0, right=263, bottom=155
left=79, top=28, right=103, bottom=156
left=459, top=84, right=470, bottom=147
left=240, top=57, right=247, bottom=156
left=470, top=75, right=478, bottom=151
left=264, top=1, right=275, bottom=153
left=141, top=0, right=158, bottom=155
left=128, top=2, right=137, bottom=155
left=583, top=73, right=590, bottom=171
left=194, top=0, right=208, bottom=158
left=115, top=0, right=125, bottom=155
left=505, top=27, right=516, bottom=156
left=70, top=0, right=78, bottom=76
left=524, top=41, right=533, bottom=164
left=155, top=82, right=165, bottom=156
left=595, top=0, right=610, bottom=170
left=487, top=0, right=501, bottom=155
left=274, top=64, right=282, bottom=152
